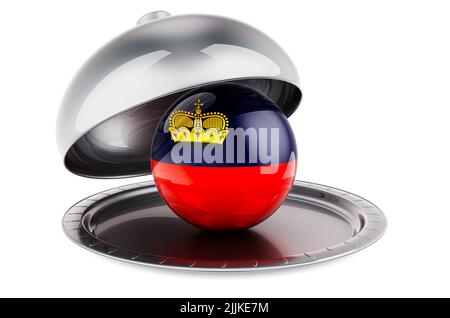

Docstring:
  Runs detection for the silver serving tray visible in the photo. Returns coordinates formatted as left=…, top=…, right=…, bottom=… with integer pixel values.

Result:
left=63, top=181, right=386, bottom=271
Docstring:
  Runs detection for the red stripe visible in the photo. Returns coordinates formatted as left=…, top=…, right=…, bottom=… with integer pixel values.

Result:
left=152, top=160, right=297, bottom=230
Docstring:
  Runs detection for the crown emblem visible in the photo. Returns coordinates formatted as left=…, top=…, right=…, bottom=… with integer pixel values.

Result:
left=168, top=99, right=229, bottom=144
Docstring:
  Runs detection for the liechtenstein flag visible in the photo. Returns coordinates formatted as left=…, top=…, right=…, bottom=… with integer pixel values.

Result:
left=152, top=84, right=297, bottom=230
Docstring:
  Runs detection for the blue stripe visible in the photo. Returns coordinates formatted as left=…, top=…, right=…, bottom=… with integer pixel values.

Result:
left=152, top=83, right=297, bottom=166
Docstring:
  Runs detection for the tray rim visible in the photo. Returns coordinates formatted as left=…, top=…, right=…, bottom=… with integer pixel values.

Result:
left=62, top=180, right=387, bottom=271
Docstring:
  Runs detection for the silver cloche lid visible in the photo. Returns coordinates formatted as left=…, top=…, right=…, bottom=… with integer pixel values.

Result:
left=57, top=11, right=302, bottom=178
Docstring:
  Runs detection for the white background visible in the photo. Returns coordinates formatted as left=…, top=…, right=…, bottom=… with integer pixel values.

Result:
left=1, top=0, right=449, bottom=297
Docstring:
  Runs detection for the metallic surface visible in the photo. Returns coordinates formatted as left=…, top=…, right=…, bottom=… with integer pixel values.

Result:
left=63, top=181, right=387, bottom=271
left=57, top=12, right=302, bottom=178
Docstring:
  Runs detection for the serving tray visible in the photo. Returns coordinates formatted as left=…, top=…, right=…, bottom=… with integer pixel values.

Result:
left=63, top=181, right=386, bottom=271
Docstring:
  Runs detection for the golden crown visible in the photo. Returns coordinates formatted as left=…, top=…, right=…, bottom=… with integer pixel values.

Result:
left=168, top=99, right=229, bottom=144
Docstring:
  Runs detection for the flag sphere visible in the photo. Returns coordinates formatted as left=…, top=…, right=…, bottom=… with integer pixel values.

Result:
left=152, top=84, right=297, bottom=230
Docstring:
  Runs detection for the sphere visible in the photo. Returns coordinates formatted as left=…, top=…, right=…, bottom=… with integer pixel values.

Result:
left=152, top=84, right=297, bottom=231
